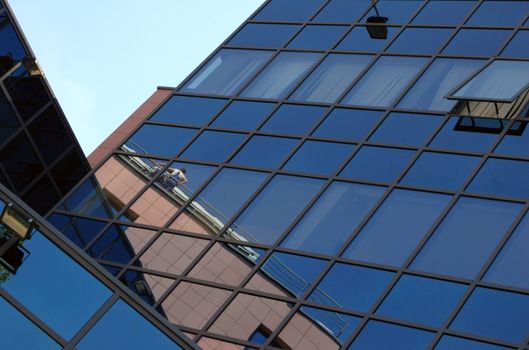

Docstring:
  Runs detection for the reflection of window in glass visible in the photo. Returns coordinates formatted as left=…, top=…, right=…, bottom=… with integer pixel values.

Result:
left=211, top=100, right=276, bottom=131
left=436, top=336, right=511, bottom=350
left=288, top=25, right=348, bottom=50
left=443, top=29, right=511, bottom=57
left=501, top=30, right=529, bottom=59
left=149, top=95, right=227, bottom=126
left=181, top=49, right=273, bottom=96
left=313, top=108, right=382, bottom=142
left=62, top=178, right=113, bottom=219
left=467, top=158, right=529, bottom=199
left=450, top=288, right=529, bottom=343
left=344, top=190, right=451, bottom=267
left=398, top=58, right=484, bottom=112
left=370, top=113, right=442, bottom=147
left=290, top=54, right=373, bottom=103
left=342, top=56, right=427, bottom=107
left=123, top=124, right=197, bottom=158
left=260, top=104, right=327, bottom=135
left=241, top=52, right=322, bottom=99
left=361, top=0, right=423, bottom=24
left=228, top=24, right=299, bottom=48
left=349, top=321, right=435, bottom=350
left=253, top=0, right=324, bottom=22
left=337, top=26, right=400, bottom=52
left=282, top=182, right=385, bottom=255
left=180, top=130, right=246, bottom=163
left=412, top=197, right=521, bottom=279
left=230, top=135, right=298, bottom=169
left=376, top=275, right=467, bottom=327
left=313, top=0, right=370, bottom=23
left=388, top=28, right=453, bottom=54
left=413, top=1, right=476, bottom=25
left=466, top=1, right=529, bottom=27
left=231, top=175, right=324, bottom=245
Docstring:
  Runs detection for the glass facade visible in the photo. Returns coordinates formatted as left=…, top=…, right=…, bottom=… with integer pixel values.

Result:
left=38, top=0, right=529, bottom=349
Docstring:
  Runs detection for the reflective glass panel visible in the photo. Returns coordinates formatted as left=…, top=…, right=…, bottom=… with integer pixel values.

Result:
left=413, top=1, right=476, bottom=25
left=157, top=161, right=215, bottom=195
left=494, top=122, right=529, bottom=158
left=361, top=0, right=424, bottom=24
left=283, top=140, right=355, bottom=176
left=123, top=124, right=197, bottom=157
left=451, top=287, right=529, bottom=343
left=290, top=54, right=373, bottom=103
left=311, top=263, right=394, bottom=312
left=369, top=113, right=442, bottom=147
left=412, top=197, right=522, bottom=279
left=282, top=182, right=385, bottom=255
left=254, top=0, right=324, bottom=21
left=230, top=135, right=298, bottom=169
left=501, top=30, right=529, bottom=58
left=467, top=1, right=529, bottom=26
left=149, top=95, right=227, bottom=126
left=232, top=175, right=324, bottom=245
left=182, top=49, right=273, bottom=96
left=436, top=336, right=511, bottom=350
left=443, top=29, right=511, bottom=57
left=228, top=23, right=299, bottom=48
left=401, top=152, right=480, bottom=191
left=77, top=299, right=182, bottom=350
left=261, top=104, right=327, bottom=135
left=388, top=28, right=452, bottom=54
left=342, top=56, right=428, bottom=107
left=241, top=52, right=322, bottom=99
left=377, top=275, right=467, bottom=327
left=180, top=131, right=246, bottom=163
left=467, top=158, right=529, bottom=199
left=313, top=108, right=382, bottom=142
left=48, top=214, right=107, bottom=250
left=288, top=25, right=348, bottom=50
left=314, top=0, right=370, bottom=23
left=211, top=100, right=276, bottom=131
left=348, top=321, right=435, bottom=350
left=340, top=146, right=415, bottom=183
left=344, top=190, right=451, bottom=267
left=337, top=26, right=399, bottom=52
left=485, top=213, right=529, bottom=290
left=399, top=58, right=485, bottom=112
left=3, top=232, right=111, bottom=339
left=0, top=21, right=25, bottom=60
left=450, top=60, right=529, bottom=102
left=429, top=117, right=500, bottom=153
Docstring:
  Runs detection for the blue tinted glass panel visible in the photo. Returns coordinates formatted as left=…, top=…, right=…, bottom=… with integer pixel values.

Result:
left=413, top=1, right=476, bottom=25
left=467, top=1, right=529, bottom=26
left=443, top=29, right=510, bottom=57
left=3, top=233, right=111, bottom=339
left=451, top=288, right=529, bottom=343
left=314, top=0, right=370, bottom=22
left=401, top=152, right=480, bottom=191
left=48, top=214, right=107, bottom=249
left=467, top=158, right=529, bottom=199
left=232, top=175, right=324, bottom=245
left=230, top=135, right=298, bottom=169
left=370, top=113, right=442, bottom=147
left=181, top=131, right=246, bottom=163
left=344, top=190, right=451, bottom=267
left=451, top=61, right=529, bottom=102
left=337, top=26, right=400, bottom=52
left=124, top=125, right=197, bottom=157
left=211, top=100, right=276, bottom=131
left=313, top=108, right=382, bottom=142
left=412, top=197, right=521, bottom=279
left=288, top=25, right=348, bottom=50
left=348, top=321, right=435, bottom=350
left=149, top=95, right=227, bottom=125
left=77, top=299, right=182, bottom=350
left=228, top=24, right=299, bottom=48
left=388, top=28, right=452, bottom=54
left=0, top=22, right=25, bottom=60
left=261, top=104, right=327, bottom=135
left=0, top=297, right=60, bottom=350
left=485, top=214, right=529, bottom=289
left=290, top=54, right=373, bottom=103
left=399, top=58, right=485, bottom=112
left=300, top=306, right=361, bottom=344
left=340, top=146, right=415, bottom=183
left=282, top=182, right=385, bottom=255
left=163, top=161, right=215, bottom=194
left=361, top=1, right=423, bottom=24
left=311, top=263, right=394, bottom=312
left=254, top=0, right=324, bottom=21
left=377, top=275, right=467, bottom=327
left=343, top=56, right=428, bottom=107
left=429, top=117, right=499, bottom=153
left=436, top=336, right=511, bottom=350
left=195, top=169, right=267, bottom=227
left=284, top=140, right=355, bottom=176
left=182, top=49, right=272, bottom=96
left=241, top=52, right=322, bottom=99
left=502, top=30, right=529, bottom=58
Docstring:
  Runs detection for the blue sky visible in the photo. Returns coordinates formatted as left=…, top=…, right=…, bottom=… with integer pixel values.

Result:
left=8, top=0, right=263, bottom=154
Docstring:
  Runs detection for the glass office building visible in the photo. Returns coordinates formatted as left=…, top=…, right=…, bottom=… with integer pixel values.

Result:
left=33, top=0, right=529, bottom=349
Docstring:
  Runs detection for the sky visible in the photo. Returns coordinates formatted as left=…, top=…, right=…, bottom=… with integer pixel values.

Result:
left=7, top=0, right=263, bottom=155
